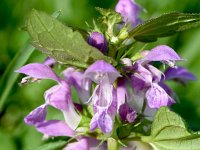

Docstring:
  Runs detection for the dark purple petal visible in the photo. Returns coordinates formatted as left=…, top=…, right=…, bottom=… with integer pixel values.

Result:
left=24, top=104, right=47, bottom=126
left=87, top=32, right=107, bottom=54
left=144, top=45, right=183, bottom=62
left=36, top=120, right=75, bottom=137
left=16, top=63, right=60, bottom=82
left=146, top=83, right=175, bottom=108
left=84, top=60, right=121, bottom=84
left=115, top=0, right=142, bottom=28
left=43, top=57, right=56, bottom=67
left=119, top=103, right=137, bottom=123
left=98, top=112, right=113, bottom=133
left=164, top=66, right=196, bottom=82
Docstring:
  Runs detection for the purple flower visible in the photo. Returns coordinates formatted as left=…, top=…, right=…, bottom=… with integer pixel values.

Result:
left=119, top=103, right=137, bottom=123
left=84, top=60, right=121, bottom=133
left=16, top=63, right=81, bottom=131
left=115, top=0, right=142, bottom=28
left=87, top=32, right=107, bottom=54
left=131, top=61, right=175, bottom=109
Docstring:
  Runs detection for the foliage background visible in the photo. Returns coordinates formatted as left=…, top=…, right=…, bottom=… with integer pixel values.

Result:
left=0, top=0, right=200, bottom=149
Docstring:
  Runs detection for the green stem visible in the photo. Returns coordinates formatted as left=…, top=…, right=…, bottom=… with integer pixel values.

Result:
left=107, top=138, right=118, bottom=150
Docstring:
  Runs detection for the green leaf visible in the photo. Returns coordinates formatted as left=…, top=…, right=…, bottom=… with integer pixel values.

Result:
left=129, top=13, right=200, bottom=42
left=26, top=9, right=116, bottom=68
left=0, top=10, right=62, bottom=113
left=0, top=44, right=34, bottom=112
left=34, top=141, right=67, bottom=150
left=142, top=107, right=200, bottom=150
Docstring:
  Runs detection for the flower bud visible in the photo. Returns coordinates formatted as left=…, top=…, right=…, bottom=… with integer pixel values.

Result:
left=87, top=32, right=107, bottom=54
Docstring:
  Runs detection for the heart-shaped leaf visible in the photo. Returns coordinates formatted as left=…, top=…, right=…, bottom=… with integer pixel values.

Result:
left=142, top=107, right=200, bottom=150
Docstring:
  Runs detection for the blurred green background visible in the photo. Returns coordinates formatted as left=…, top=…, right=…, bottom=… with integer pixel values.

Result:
left=0, top=0, right=200, bottom=149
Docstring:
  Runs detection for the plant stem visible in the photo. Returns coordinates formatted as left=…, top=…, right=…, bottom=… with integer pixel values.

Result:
left=107, top=138, right=118, bottom=150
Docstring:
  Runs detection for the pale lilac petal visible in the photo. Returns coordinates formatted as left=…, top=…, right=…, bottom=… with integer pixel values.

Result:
left=119, top=103, right=137, bottom=123
left=145, top=64, right=163, bottom=83
left=45, top=84, right=69, bottom=111
left=117, top=78, right=131, bottom=108
left=144, top=45, right=183, bottom=62
left=36, top=120, right=75, bottom=137
left=84, top=60, right=121, bottom=84
left=115, top=0, right=142, bottom=28
left=146, top=83, right=175, bottom=108
left=107, top=88, right=118, bottom=117
left=95, top=83, right=113, bottom=108
left=164, top=66, right=196, bottom=82
left=132, top=63, right=152, bottom=88
left=63, top=68, right=91, bottom=103
left=64, top=137, right=106, bottom=150
left=98, top=112, right=113, bottom=133
left=87, top=32, right=107, bottom=54
left=90, top=113, right=98, bottom=131
left=45, top=83, right=81, bottom=130
left=24, top=104, right=47, bottom=126
left=63, top=104, right=81, bottom=130
left=16, top=63, right=60, bottom=82
left=64, top=138, right=89, bottom=150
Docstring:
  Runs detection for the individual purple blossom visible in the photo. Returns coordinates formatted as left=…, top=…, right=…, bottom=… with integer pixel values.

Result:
left=87, top=32, right=107, bottom=54
left=84, top=60, right=121, bottom=133
left=119, top=103, right=137, bottom=123
left=115, top=0, right=142, bottom=28
left=16, top=63, right=81, bottom=131
left=131, top=45, right=180, bottom=109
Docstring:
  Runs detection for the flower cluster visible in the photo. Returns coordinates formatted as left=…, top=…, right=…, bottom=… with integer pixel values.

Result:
left=16, top=0, right=196, bottom=149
